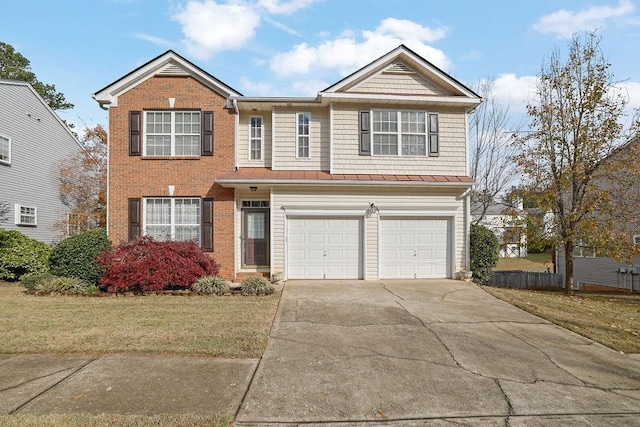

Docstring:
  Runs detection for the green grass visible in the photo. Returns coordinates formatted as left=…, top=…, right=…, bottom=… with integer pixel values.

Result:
left=483, top=286, right=640, bottom=354
left=0, top=283, right=280, bottom=357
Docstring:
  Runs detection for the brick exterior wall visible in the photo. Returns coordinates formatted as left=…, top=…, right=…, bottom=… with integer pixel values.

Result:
left=108, top=75, right=236, bottom=279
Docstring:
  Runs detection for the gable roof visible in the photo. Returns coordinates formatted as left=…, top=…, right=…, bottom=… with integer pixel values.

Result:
left=318, top=44, right=481, bottom=108
left=92, top=50, right=242, bottom=109
left=0, top=79, right=82, bottom=148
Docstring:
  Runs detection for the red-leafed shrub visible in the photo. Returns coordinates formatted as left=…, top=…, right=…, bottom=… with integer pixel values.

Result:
left=98, top=237, right=219, bottom=293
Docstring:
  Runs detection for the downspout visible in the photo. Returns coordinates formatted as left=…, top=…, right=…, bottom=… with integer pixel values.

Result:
left=232, top=98, right=239, bottom=170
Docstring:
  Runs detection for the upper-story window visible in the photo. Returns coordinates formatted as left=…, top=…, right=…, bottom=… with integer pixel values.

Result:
left=369, top=110, right=439, bottom=156
left=296, top=112, right=310, bottom=158
left=145, top=111, right=201, bottom=156
left=249, top=116, right=263, bottom=160
left=0, top=134, right=10, bottom=165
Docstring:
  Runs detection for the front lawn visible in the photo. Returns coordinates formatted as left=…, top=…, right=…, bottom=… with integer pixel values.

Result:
left=483, top=286, right=640, bottom=354
left=0, top=282, right=279, bottom=358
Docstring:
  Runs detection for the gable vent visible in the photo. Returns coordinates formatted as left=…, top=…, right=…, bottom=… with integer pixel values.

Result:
left=383, top=62, right=416, bottom=74
left=158, top=63, right=189, bottom=76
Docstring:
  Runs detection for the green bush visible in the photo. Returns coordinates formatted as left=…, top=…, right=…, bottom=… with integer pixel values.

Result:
left=0, top=229, right=51, bottom=280
left=21, top=274, right=98, bottom=294
left=470, top=223, right=499, bottom=284
left=49, top=228, right=111, bottom=284
left=240, top=276, right=274, bottom=296
left=20, top=273, right=56, bottom=290
left=191, top=276, right=230, bottom=295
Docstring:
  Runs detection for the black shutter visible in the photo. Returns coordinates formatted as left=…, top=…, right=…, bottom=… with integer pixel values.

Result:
left=201, top=111, right=214, bottom=156
left=359, top=110, right=371, bottom=156
left=128, top=198, right=141, bottom=241
left=202, top=198, right=214, bottom=251
left=428, top=112, right=439, bottom=157
left=130, top=111, right=141, bottom=156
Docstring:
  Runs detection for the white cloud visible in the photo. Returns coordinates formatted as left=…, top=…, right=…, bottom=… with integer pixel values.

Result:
left=615, top=81, right=640, bottom=110
left=131, top=32, right=174, bottom=48
left=491, top=73, right=538, bottom=114
left=263, top=16, right=301, bottom=36
left=173, top=0, right=261, bottom=59
left=533, top=0, right=636, bottom=38
left=269, top=18, right=450, bottom=77
left=257, top=0, right=322, bottom=14
left=239, top=76, right=328, bottom=96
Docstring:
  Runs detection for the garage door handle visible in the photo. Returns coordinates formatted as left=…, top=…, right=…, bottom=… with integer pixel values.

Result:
left=413, top=250, right=417, bottom=257
left=323, top=250, right=327, bottom=257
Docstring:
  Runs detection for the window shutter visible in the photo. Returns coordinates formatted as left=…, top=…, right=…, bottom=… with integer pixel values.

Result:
left=202, top=198, right=214, bottom=251
left=359, top=110, right=371, bottom=156
left=128, top=198, right=141, bottom=241
left=129, top=111, right=141, bottom=156
left=428, top=112, right=439, bottom=157
left=201, top=111, right=214, bottom=156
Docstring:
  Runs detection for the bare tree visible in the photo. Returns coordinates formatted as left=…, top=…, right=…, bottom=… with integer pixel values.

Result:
left=515, top=32, right=640, bottom=293
left=469, top=78, right=519, bottom=222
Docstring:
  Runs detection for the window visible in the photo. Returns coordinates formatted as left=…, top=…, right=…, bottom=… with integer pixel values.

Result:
left=144, top=198, right=200, bottom=243
left=296, top=112, right=310, bottom=158
left=0, top=134, right=10, bottom=164
left=15, top=204, right=36, bottom=226
left=144, top=111, right=200, bottom=156
left=371, top=110, right=437, bottom=156
left=249, top=117, right=263, bottom=160
left=572, top=240, right=596, bottom=258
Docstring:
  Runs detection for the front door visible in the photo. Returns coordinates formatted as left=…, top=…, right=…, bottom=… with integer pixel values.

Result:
left=243, top=208, right=269, bottom=266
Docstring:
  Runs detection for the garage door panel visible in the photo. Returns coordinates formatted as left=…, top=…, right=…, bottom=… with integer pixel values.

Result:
left=288, top=217, right=361, bottom=279
left=380, top=217, right=450, bottom=279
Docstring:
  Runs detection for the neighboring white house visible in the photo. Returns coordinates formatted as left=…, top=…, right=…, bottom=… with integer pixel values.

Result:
left=0, top=79, right=83, bottom=244
left=472, top=199, right=527, bottom=258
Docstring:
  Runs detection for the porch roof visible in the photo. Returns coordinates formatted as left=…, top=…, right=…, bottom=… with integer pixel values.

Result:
left=216, top=168, right=474, bottom=188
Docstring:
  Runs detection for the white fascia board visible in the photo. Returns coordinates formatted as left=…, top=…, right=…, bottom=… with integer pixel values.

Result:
left=282, top=207, right=367, bottom=216
left=319, top=93, right=482, bottom=107
left=93, top=53, right=241, bottom=107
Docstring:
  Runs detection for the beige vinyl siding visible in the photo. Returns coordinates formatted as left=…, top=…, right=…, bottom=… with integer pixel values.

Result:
left=270, top=187, right=466, bottom=280
left=331, top=104, right=468, bottom=175
left=347, top=72, right=447, bottom=96
left=237, top=111, right=272, bottom=168
left=272, top=107, right=329, bottom=171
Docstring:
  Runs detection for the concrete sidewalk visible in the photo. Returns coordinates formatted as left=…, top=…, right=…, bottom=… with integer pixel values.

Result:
left=2, top=280, right=640, bottom=426
left=0, top=354, right=256, bottom=417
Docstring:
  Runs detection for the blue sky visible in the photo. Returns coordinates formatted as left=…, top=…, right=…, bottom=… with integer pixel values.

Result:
left=2, top=0, right=640, bottom=133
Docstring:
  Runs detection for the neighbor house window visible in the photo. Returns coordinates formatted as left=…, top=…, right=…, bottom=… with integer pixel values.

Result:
left=249, top=116, right=263, bottom=160
left=572, top=240, right=596, bottom=258
left=0, top=134, right=10, bottom=164
left=145, top=111, right=200, bottom=156
left=371, top=110, right=438, bottom=156
left=144, top=198, right=200, bottom=243
left=296, top=112, right=310, bottom=158
left=15, top=204, right=36, bottom=226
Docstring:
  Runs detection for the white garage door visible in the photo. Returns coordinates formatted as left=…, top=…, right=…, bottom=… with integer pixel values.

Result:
left=288, top=217, right=361, bottom=279
left=380, top=217, right=450, bottom=279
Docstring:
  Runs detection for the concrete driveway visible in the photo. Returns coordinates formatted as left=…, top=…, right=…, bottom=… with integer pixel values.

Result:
left=236, top=279, right=640, bottom=426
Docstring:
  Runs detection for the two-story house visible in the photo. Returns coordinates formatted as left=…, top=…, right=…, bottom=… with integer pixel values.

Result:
left=0, top=79, right=83, bottom=244
left=94, top=45, right=481, bottom=281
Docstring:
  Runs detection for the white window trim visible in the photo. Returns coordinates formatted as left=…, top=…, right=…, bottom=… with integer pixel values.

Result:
left=15, top=204, right=37, bottom=226
left=0, top=133, right=11, bottom=165
left=371, top=109, right=428, bottom=157
left=248, top=116, right=263, bottom=161
left=143, top=197, right=201, bottom=244
left=296, top=112, right=311, bottom=159
left=143, top=111, right=201, bottom=157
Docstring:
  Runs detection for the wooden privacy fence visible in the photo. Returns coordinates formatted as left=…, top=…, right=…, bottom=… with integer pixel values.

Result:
left=486, top=270, right=563, bottom=289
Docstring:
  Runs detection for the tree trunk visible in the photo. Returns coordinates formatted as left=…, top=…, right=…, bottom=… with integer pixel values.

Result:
left=564, top=240, right=574, bottom=295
